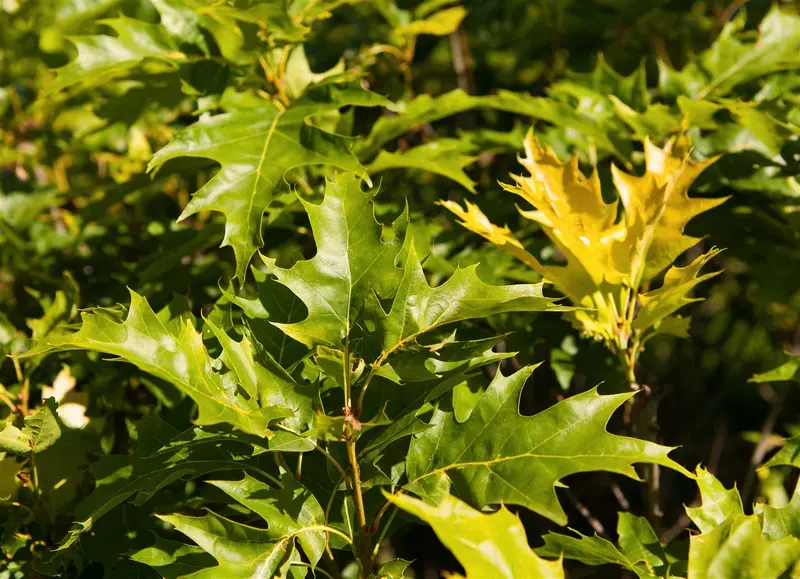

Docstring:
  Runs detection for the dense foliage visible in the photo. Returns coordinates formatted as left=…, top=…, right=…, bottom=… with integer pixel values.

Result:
left=1, top=0, right=800, bottom=577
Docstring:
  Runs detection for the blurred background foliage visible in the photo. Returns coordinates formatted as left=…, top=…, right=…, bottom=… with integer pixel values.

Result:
left=1, top=0, right=799, bottom=577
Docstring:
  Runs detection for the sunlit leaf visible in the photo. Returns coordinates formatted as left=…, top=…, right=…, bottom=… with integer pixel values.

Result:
left=387, top=491, right=564, bottom=578
left=405, top=366, right=689, bottom=524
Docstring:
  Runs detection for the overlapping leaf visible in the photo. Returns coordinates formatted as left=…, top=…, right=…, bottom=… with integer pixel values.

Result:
left=538, top=513, right=678, bottom=578
left=263, top=171, right=558, bottom=369
left=53, top=416, right=305, bottom=548
left=146, top=468, right=326, bottom=578
left=22, top=290, right=312, bottom=435
left=686, top=469, right=800, bottom=579
left=262, top=171, right=408, bottom=350
left=0, top=399, right=61, bottom=455
left=444, top=131, right=725, bottom=341
left=150, top=85, right=392, bottom=281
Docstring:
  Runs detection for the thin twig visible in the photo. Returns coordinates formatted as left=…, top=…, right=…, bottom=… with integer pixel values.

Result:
left=720, top=0, right=750, bottom=24
left=605, top=474, right=631, bottom=511
left=660, top=512, right=692, bottom=545
left=741, top=382, right=789, bottom=505
left=564, top=489, right=606, bottom=537
left=449, top=25, right=476, bottom=96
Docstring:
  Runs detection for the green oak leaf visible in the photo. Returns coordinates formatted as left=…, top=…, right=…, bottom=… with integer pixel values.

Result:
left=374, top=558, right=412, bottom=578
left=405, top=366, right=690, bottom=525
left=686, top=467, right=744, bottom=533
left=22, top=290, right=308, bottom=436
left=356, top=89, right=486, bottom=158
left=395, top=6, right=467, bottom=38
left=150, top=0, right=209, bottom=55
left=355, top=88, right=621, bottom=160
left=688, top=515, right=800, bottom=579
left=686, top=468, right=800, bottom=579
left=370, top=245, right=561, bottom=359
left=750, top=353, right=800, bottom=383
left=757, top=436, right=800, bottom=540
left=387, top=491, right=564, bottom=578
left=0, top=422, right=29, bottom=454
left=221, top=268, right=310, bottom=369
left=131, top=535, right=216, bottom=579
left=367, top=138, right=478, bottom=193
left=662, top=6, right=800, bottom=100
left=538, top=512, right=680, bottom=579
left=149, top=84, right=393, bottom=281
left=288, top=0, right=367, bottom=24
left=206, top=320, right=314, bottom=432
left=0, top=399, right=61, bottom=455
left=57, top=416, right=300, bottom=549
left=262, top=171, right=409, bottom=350
left=759, top=483, right=800, bottom=542
left=50, top=16, right=187, bottom=93
left=156, top=510, right=300, bottom=579
left=563, top=53, right=649, bottom=111
left=763, top=435, right=800, bottom=471
left=22, top=398, right=62, bottom=454
left=208, top=472, right=326, bottom=570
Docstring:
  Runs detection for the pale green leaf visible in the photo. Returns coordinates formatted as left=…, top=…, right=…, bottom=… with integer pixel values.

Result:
left=387, top=491, right=564, bottom=579
left=151, top=0, right=209, bottom=55
left=374, top=558, right=412, bottom=578
left=750, top=353, right=800, bottom=383
left=372, top=245, right=561, bottom=357
left=396, top=6, right=466, bottom=37
left=688, top=514, right=800, bottom=579
left=686, top=467, right=744, bottom=534
left=537, top=524, right=662, bottom=579
left=368, top=139, right=477, bottom=192
left=50, top=16, right=186, bottom=92
left=131, top=535, right=215, bottom=579
left=685, top=469, right=800, bottom=578
left=0, top=422, right=29, bottom=454
left=22, top=398, right=61, bottom=454
left=157, top=510, right=300, bottom=579
left=759, top=483, right=800, bottom=542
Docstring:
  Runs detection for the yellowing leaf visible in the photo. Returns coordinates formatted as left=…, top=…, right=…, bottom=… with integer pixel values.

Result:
left=396, top=6, right=467, bottom=37
left=634, top=248, right=722, bottom=332
left=610, top=134, right=726, bottom=281
left=386, top=492, right=564, bottom=579
left=444, top=130, right=726, bottom=344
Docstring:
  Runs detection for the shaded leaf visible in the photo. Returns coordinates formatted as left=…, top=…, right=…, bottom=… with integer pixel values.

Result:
left=209, top=472, right=326, bottom=569
left=24, top=291, right=308, bottom=435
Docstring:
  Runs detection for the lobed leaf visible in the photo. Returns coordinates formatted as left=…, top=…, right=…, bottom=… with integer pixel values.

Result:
left=387, top=491, right=564, bottom=578
left=405, top=366, right=690, bottom=525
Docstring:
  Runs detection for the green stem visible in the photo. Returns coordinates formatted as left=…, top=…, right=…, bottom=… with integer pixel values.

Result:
left=622, top=335, right=662, bottom=533
left=346, top=436, right=372, bottom=577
